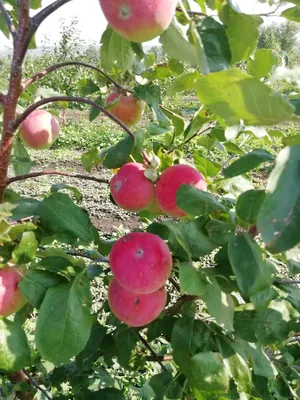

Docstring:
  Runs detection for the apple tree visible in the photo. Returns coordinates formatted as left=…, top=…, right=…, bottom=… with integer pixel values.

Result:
left=0, top=0, right=300, bottom=399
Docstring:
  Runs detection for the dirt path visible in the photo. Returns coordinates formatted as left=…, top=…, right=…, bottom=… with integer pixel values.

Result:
left=9, top=150, right=142, bottom=237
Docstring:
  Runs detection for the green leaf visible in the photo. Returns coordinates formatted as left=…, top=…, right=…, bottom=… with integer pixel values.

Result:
left=206, top=220, right=235, bottom=245
left=100, top=27, right=134, bottom=71
left=11, top=139, right=36, bottom=176
left=238, top=340, right=275, bottom=378
left=168, top=71, right=201, bottom=96
left=258, top=145, right=300, bottom=253
left=160, top=22, right=205, bottom=70
left=177, top=185, right=226, bottom=216
left=226, top=353, right=252, bottom=394
left=0, top=318, right=31, bottom=372
left=228, top=233, right=272, bottom=299
left=35, top=275, right=92, bottom=365
left=84, top=388, right=125, bottom=400
left=12, top=231, right=37, bottom=264
left=220, top=4, right=263, bottom=63
left=134, top=84, right=169, bottom=126
left=114, top=325, right=139, bottom=368
left=281, top=6, right=300, bottom=22
left=196, top=17, right=231, bottom=72
left=286, top=247, right=300, bottom=275
left=195, top=68, right=295, bottom=126
left=50, top=183, right=83, bottom=202
left=201, top=277, right=235, bottom=331
left=19, top=269, right=65, bottom=309
left=101, top=136, right=134, bottom=169
left=149, top=372, right=182, bottom=400
left=36, top=193, right=98, bottom=246
left=76, top=320, right=107, bottom=373
left=186, top=352, right=229, bottom=394
left=77, top=78, right=100, bottom=95
left=160, top=106, right=185, bottom=137
left=223, top=149, right=275, bottom=179
left=179, top=262, right=208, bottom=296
left=89, top=95, right=104, bottom=122
left=236, top=190, right=266, bottom=228
left=247, top=49, right=280, bottom=79
left=255, top=300, right=299, bottom=345
left=194, top=152, right=221, bottom=178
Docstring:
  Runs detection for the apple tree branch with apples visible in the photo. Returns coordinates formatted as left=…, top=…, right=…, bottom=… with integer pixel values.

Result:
left=0, top=0, right=300, bottom=399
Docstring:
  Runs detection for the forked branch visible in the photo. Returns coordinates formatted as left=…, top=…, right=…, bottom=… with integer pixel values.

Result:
left=23, top=61, right=133, bottom=93
left=31, top=0, right=73, bottom=30
left=0, top=0, right=17, bottom=37
left=12, top=96, right=135, bottom=139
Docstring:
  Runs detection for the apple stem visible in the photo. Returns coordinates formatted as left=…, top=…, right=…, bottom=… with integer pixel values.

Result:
left=22, top=61, right=133, bottom=93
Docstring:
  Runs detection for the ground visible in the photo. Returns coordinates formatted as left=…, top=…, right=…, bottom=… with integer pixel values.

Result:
left=9, top=149, right=142, bottom=237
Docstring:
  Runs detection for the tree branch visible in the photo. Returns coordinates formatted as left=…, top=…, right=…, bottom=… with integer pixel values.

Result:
left=0, top=93, right=4, bottom=104
left=167, top=121, right=216, bottom=154
left=0, top=0, right=16, bottom=37
left=6, top=169, right=109, bottom=186
left=163, top=295, right=199, bottom=316
left=176, top=6, right=207, bottom=17
left=274, top=279, right=300, bottom=285
left=22, top=369, right=52, bottom=400
left=22, top=61, right=133, bottom=93
left=138, top=333, right=167, bottom=372
left=65, top=250, right=109, bottom=264
left=30, top=0, right=73, bottom=32
left=11, top=96, right=135, bottom=139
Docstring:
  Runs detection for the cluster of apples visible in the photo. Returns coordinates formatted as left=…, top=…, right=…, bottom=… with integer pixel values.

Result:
left=108, top=163, right=206, bottom=326
left=108, top=231, right=172, bottom=327
left=110, top=162, right=207, bottom=217
left=0, top=266, right=26, bottom=317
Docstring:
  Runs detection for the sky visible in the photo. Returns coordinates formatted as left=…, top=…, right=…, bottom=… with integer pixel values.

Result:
left=0, top=0, right=285, bottom=51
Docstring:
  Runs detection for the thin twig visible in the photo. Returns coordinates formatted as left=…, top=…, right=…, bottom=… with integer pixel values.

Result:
left=163, top=295, right=199, bottom=316
left=167, top=122, right=216, bottom=154
left=22, top=369, right=52, bottom=400
left=138, top=333, right=167, bottom=371
left=169, top=277, right=181, bottom=293
left=6, top=169, right=109, bottom=186
left=274, top=279, right=300, bottom=285
left=11, top=96, right=135, bottom=140
left=176, top=6, right=207, bottom=17
left=0, top=0, right=17, bottom=37
left=146, top=355, right=173, bottom=362
left=65, top=250, right=109, bottom=264
left=0, top=93, right=4, bottom=104
left=22, top=61, right=132, bottom=93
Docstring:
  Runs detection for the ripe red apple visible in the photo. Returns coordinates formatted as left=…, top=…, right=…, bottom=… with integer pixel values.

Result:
left=108, top=278, right=167, bottom=327
left=110, top=232, right=172, bottom=294
left=20, top=109, right=60, bottom=150
left=105, top=92, right=145, bottom=127
left=0, top=266, right=27, bottom=317
left=99, top=0, right=177, bottom=43
left=110, top=163, right=155, bottom=212
left=156, top=164, right=207, bottom=217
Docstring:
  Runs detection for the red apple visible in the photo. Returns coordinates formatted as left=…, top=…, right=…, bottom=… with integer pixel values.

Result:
left=110, top=163, right=155, bottom=212
left=0, top=266, right=27, bottom=317
left=156, top=164, right=207, bottom=217
left=20, top=109, right=60, bottom=150
left=99, top=0, right=177, bottom=43
left=108, top=278, right=167, bottom=327
left=110, top=232, right=172, bottom=294
left=105, top=92, right=145, bottom=127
